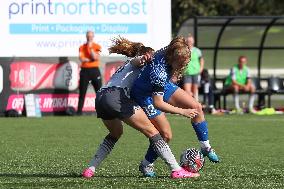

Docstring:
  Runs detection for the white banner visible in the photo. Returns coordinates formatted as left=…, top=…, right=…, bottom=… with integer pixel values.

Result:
left=24, top=94, right=42, bottom=117
left=0, top=0, right=171, bottom=57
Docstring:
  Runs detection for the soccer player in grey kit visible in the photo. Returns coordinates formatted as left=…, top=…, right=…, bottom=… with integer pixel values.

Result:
left=82, top=37, right=199, bottom=179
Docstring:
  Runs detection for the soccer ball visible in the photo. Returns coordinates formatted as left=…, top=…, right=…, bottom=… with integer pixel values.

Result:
left=180, top=148, right=205, bottom=173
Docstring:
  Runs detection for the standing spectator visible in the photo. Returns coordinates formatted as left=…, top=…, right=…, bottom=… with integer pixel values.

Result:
left=183, top=33, right=204, bottom=100
left=224, top=56, right=256, bottom=113
left=77, top=31, right=102, bottom=115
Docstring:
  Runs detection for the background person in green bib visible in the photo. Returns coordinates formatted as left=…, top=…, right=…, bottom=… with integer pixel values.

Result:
left=183, top=34, right=204, bottom=100
left=224, top=56, right=256, bottom=113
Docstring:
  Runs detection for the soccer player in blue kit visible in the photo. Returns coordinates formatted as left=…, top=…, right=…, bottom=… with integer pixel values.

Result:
left=82, top=37, right=200, bottom=179
left=131, top=37, right=220, bottom=177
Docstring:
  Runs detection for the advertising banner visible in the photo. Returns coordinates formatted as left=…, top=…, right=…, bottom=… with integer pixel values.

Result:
left=0, top=0, right=171, bottom=115
left=9, top=61, right=79, bottom=92
left=0, top=58, right=97, bottom=115
left=24, top=94, right=42, bottom=117
left=7, top=93, right=96, bottom=113
left=0, top=0, right=171, bottom=56
left=104, top=61, right=124, bottom=83
left=0, top=58, right=125, bottom=115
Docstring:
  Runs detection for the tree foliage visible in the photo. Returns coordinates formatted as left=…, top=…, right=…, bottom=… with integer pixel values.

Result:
left=172, top=0, right=284, bottom=35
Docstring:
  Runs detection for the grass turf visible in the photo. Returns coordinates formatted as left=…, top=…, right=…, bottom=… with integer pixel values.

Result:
left=0, top=115, right=283, bottom=189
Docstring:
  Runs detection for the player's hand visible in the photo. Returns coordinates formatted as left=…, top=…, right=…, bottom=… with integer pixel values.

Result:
left=140, top=52, right=152, bottom=64
left=171, top=76, right=178, bottom=83
left=180, top=108, right=199, bottom=119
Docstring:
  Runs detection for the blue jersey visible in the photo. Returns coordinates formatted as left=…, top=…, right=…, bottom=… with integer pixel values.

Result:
left=131, top=48, right=172, bottom=99
left=130, top=48, right=179, bottom=118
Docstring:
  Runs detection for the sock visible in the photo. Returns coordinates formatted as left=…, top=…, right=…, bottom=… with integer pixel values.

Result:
left=192, top=121, right=209, bottom=142
left=141, top=159, right=152, bottom=167
left=209, top=105, right=214, bottom=109
left=142, top=144, right=159, bottom=167
left=149, top=134, right=181, bottom=171
left=249, top=94, right=256, bottom=110
left=89, top=166, right=96, bottom=172
left=233, top=93, right=241, bottom=109
left=200, top=140, right=211, bottom=149
left=89, top=134, right=118, bottom=169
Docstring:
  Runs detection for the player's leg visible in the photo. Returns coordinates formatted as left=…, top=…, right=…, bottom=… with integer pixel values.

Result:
left=134, top=96, right=174, bottom=177
left=77, top=68, right=90, bottom=115
left=140, top=113, right=172, bottom=177
left=83, top=119, right=123, bottom=178
left=151, top=113, right=172, bottom=142
left=167, top=86, right=220, bottom=163
left=123, top=108, right=199, bottom=178
left=138, top=82, right=196, bottom=176
left=90, top=119, right=123, bottom=169
left=84, top=87, right=198, bottom=178
left=83, top=88, right=123, bottom=178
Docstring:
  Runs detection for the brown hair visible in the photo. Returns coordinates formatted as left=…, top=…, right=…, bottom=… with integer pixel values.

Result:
left=165, top=36, right=191, bottom=80
left=108, top=36, right=154, bottom=57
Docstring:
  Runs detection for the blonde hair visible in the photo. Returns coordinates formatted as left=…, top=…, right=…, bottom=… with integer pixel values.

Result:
left=166, top=36, right=191, bottom=80
left=108, top=36, right=153, bottom=57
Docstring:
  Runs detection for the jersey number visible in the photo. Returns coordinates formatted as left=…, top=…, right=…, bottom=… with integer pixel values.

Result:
left=143, top=104, right=157, bottom=117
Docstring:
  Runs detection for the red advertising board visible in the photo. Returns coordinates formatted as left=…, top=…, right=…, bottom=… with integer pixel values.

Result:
left=0, top=58, right=124, bottom=115
left=104, top=61, right=124, bottom=83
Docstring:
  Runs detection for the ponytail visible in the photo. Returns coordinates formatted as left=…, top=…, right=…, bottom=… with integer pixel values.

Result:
left=108, top=36, right=144, bottom=57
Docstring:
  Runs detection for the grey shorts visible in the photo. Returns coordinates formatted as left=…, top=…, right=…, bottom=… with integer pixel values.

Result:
left=183, top=74, right=200, bottom=84
left=95, top=87, right=139, bottom=120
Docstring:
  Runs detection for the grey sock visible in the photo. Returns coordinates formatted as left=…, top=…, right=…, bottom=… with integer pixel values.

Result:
left=89, top=134, right=118, bottom=168
left=149, top=134, right=180, bottom=171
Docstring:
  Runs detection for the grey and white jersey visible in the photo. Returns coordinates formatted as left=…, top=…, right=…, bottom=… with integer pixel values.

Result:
left=104, top=59, right=141, bottom=89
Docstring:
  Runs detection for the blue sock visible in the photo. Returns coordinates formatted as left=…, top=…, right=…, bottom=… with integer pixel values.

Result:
left=192, top=121, right=209, bottom=141
left=145, top=144, right=159, bottom=163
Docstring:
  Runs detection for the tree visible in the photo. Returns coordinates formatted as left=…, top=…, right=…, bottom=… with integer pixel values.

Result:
left=172, top=0, right=284, bottom=35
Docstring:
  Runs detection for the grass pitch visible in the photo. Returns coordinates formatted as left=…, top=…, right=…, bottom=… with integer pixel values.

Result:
left=0, top=115, right=283, bottom=189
